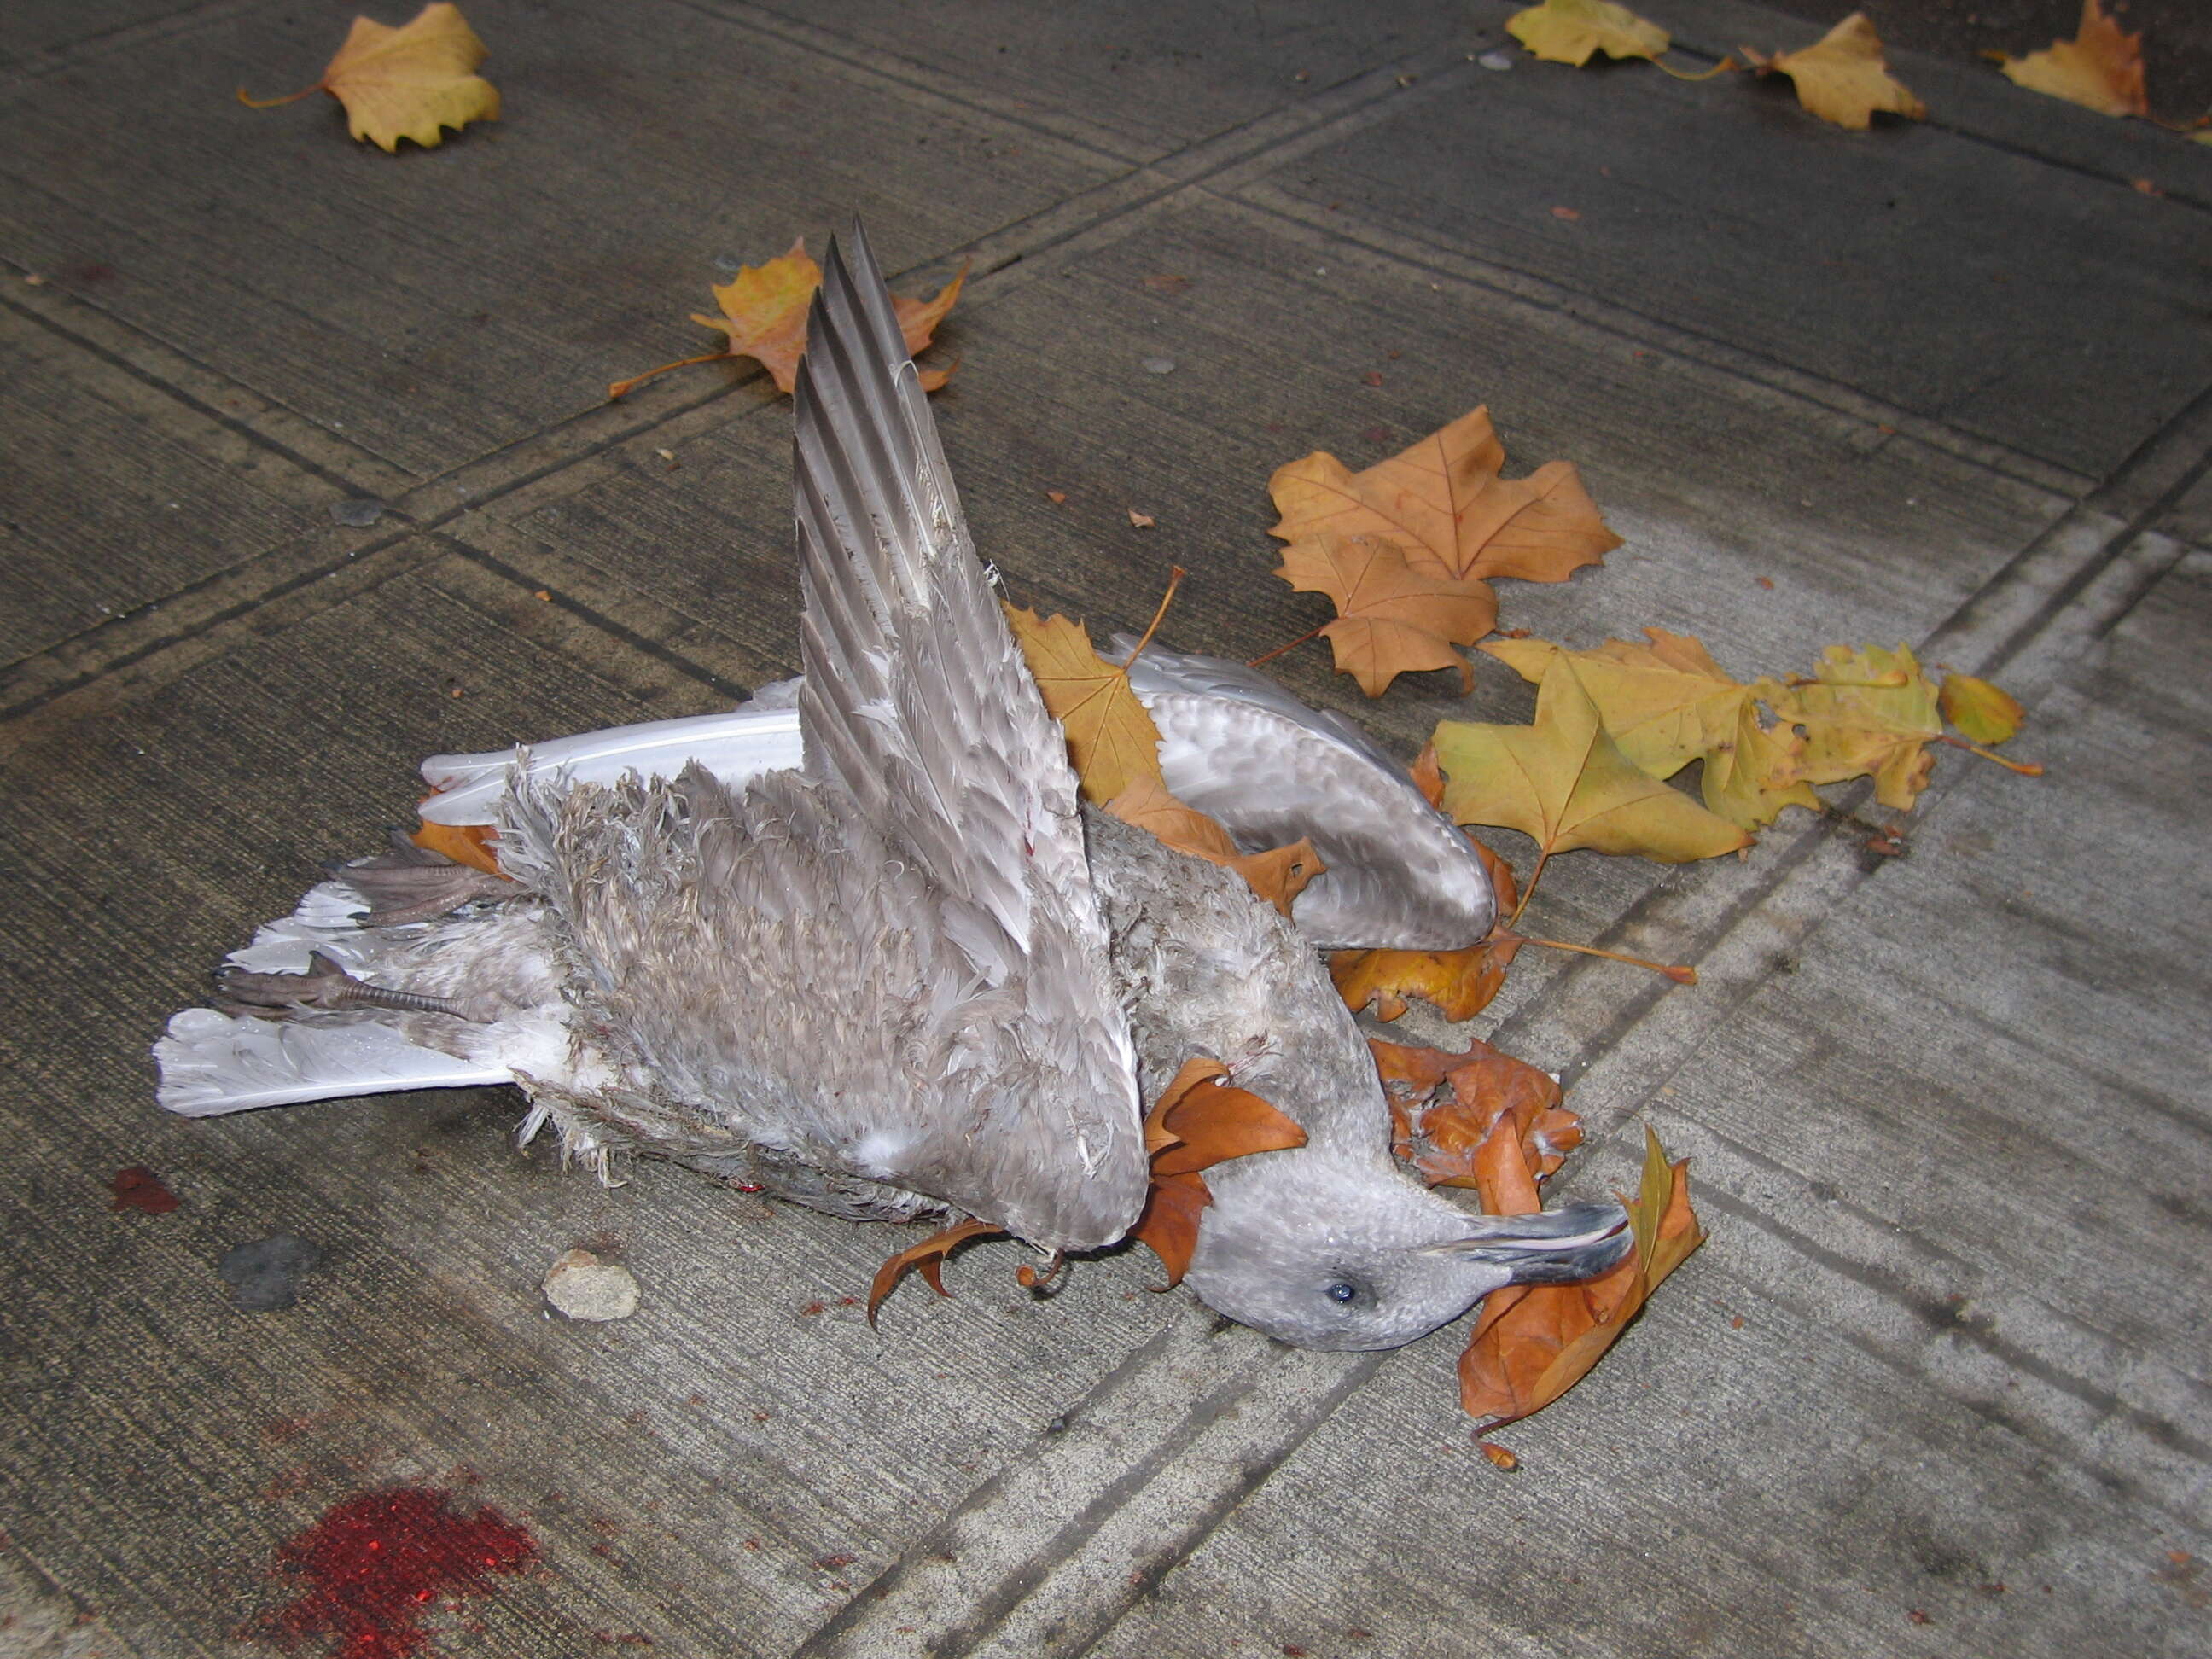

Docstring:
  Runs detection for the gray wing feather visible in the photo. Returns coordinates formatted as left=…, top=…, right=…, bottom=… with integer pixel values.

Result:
left=502, top=230, right=1145, bottom=1250
left=1110, top=640, right=1495, bottom=951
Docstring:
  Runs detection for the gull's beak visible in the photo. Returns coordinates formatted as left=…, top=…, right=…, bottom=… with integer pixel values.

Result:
left=1419, top=1201, right=1633, bottom=1286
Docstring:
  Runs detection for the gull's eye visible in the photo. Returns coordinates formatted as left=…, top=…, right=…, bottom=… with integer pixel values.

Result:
left=1325, top=1281, right=1358, bottom=1304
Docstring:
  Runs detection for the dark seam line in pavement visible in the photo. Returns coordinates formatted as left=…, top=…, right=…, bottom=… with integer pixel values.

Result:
left=441, top=537, right=751, bottom=701
left=1043, top=1359, right=1384, bottom=1659
left=1941, top=993, right=2212, bottom=1144
left=1691, top=1185, right=2212, bottom=1512
left=1918, top=118, right=2212, bottom=215
left=788, top=1321, right=1190, bottom=1657
left=1961, top=511, right=2197, bottom=683
left=0, top=525, right=429, bottom=724
left=0, top=291, right=382, bottom=498
left=2087, top=379, right=2212, bottom=513
left=661, top=0, right=1143, bottom=170
left=1231, top=191, right=2086, bottom=496
left=0, top=0, right=259, bottom=93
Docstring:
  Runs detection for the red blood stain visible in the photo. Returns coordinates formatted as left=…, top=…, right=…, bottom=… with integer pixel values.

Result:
left=267, top=1487, right=534, bottom=1657
left=111, top=1167, right=179, bottom=1214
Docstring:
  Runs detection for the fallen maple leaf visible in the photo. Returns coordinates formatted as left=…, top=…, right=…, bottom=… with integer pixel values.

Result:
left=1331, top=839, right=1523, bottom=1021
left=1432, top=655, right=1754, bottom=880
left=1458, top=1124, right=1703, bottom=1426
left=1274, top=534, right=1496, bottom=696
left=1482, top=630, right=1817, bottom=830
left=1004, top=604, right=1166, bottom=805
left=1996, top=0, right=2147, bottom=118
left=1508, top=0, right=1669, bottom=67
left=1369, top=1037, right=1580, bottom=1189
left=866, top=1217, right=1004, bottom=1324
left=1267, top=406, right=1619, bottom=586
left=1940, top=672, right=2025, bottom=745
left=1129, top=1058, right=1308, bottom=1284
left=608, top=241, right=964, bottom=399
left=238, top=3, right=498, bottom=153
left=1763, top=642, right=1941, bottom=811
left=1105, top=775, right=1325, bottom=919
left=1743, top=13, right=1926, bottom=131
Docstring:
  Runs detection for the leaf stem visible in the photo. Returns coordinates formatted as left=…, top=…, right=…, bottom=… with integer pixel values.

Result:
left=1506, top=850, right=1550, bottom=929
left=1123, top=567, right=1186, bottom=670
left=236, top=82, right=325, bottom=109
left=1937, top=733, right=2043, bottom=776
left=1248, top=622, right=1325, bottom=670
left=1654, top=55, right=1737, bottom=81
left=606, top=350, right=731, bottom=401
left=1500, top=931, right=1697, bottom=983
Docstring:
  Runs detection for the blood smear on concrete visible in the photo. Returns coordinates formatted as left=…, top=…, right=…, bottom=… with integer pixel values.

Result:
left=268, top=1487, right=535, bottom=1657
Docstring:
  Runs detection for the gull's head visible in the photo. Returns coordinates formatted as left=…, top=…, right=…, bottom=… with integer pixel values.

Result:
left=1182, top=1161, right=1631, bottom=1351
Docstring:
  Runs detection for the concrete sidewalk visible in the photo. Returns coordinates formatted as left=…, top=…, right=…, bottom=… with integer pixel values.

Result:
left=2, top=2, right=2206, bottom=1654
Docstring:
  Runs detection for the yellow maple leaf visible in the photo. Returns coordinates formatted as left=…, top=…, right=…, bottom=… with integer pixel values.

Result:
left=238, top=3, right=499, bottom=153
left=1743, top=13, right=1926, bottom=131
left=1996, top=0, right=2147, bottom=118
left=1940, top=672, right=2025, bottom=745
left=1480, top=628, right=1749, bottom=779
left=1267, top=407, right=1619, bottom=586
left=1481, top=628, right=1817, bottom=830
left=1432, top=655, right=1753, bottom=873
left=1275, top=535, right=1498, bottom=696
left=1698, top=693, right=1820, bottom=830
left=1508, top=0, right=1670, bottom=67
left=608, top=240, right=965, bottom=399
left=1003, top=604, right=1163, bottom=806
left=1764, top=642, right=1941, bottom=812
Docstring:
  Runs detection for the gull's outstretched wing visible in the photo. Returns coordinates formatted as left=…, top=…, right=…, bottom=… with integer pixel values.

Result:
left=501, top=228, right=1145, bottom=1251
left=1111, top=642, right=1495, bottom=951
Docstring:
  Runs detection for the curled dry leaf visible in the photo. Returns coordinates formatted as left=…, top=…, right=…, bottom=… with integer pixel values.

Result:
left=865, top=1217, right=1005, bottom=1324
left=1996, top=0, right=2147, bottom=118
left=1129, top=1058, right=1308, bottom=1285
left=1940, top=672, right=2025, bottom=745
left=1331, top=839, right=1523, bottom=1022
left=1433, top=655, right=1753, bottom=868
left=609, top=240, right=964, bottom=399
left=1508, top=0, right=1670, bottom=67
left=1106, top=777, right=1325, bottom=919
left=1763, top=642, right=1941, bottom=812
left=1004, top=605, right=1167, bottom=806
left=238, top=3, right=498, bottom=152
left=1268, top=407, right=1619, bottom=586
left=1274, top=534, right=1496, bottom=696
left=1743, top=13, right=1926, bottom=131
left=1458, top=1125, right=1703, bottom=1427
left=1369, top=1037, right=1580, bottom=1190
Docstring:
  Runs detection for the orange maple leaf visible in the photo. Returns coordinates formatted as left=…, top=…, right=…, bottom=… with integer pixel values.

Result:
left=1369, top=1037, right=1580, bottom=1189
left=1128, top=1058, right=1307, bottom=1285
left=608, top=239, right=965, bottom=400
left=1996, top=0, right=2147, bottom=118
left=1108, top=777, right=1325, bottom=919
left=1273, top=535, right=1496, bottom=696
left=238, top=3, right=499, bottom=152
left=1458, top=1125, right=1703, bottom=1430
left=1268, top=407, right=1619, bottom=586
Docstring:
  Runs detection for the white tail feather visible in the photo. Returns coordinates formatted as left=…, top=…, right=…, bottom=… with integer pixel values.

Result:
left=154, top=1007, right=513, bottom=1116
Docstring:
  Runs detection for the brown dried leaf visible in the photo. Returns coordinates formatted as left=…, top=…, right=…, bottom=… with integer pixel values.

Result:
left=1997, top=0, right=2147, bottom=118
left=865, top=1217, right=1004, bottom=1324
left=1330, top=839, right=1522, bottom=1022
left=1104, top=777, right=1325, bottom=919
left=1274, top=535, right=1494, bottom=696
left=1130, top=1059, right=1308, bottom=1285
left=240, top=3, right=498, bottom=153
left=1268, top=407, right=1620, bottom=586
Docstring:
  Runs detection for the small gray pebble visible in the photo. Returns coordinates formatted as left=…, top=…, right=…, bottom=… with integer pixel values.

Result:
left=1479, top=49, right=1516, bottom=71
left=713, top=254, right=743, bottom=273
left=219, top=1234, right=321, bottom=1311
left=544, top=1249, right=640, bottom=1322
left=329, top=498, right=387, bottom=528
left=1141, top=357, right=1176, bottom=375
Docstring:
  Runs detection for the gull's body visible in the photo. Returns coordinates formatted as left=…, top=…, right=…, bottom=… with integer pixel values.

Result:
left=156, top=227, right=1625, bottom=1348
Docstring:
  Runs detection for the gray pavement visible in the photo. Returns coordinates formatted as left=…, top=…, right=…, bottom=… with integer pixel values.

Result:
left=2, top=3, right=2207, bottom=1655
